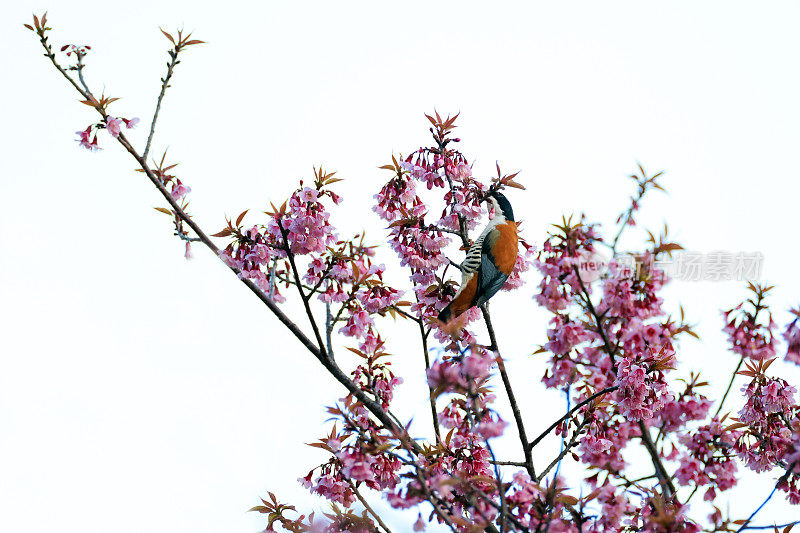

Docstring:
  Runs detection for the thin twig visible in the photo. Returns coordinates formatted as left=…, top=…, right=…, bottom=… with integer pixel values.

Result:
left=572, top=265, right=616, bottom=367
left=390, top=304, right=421, bottom=323
left=715, top=294, right=765, bottom=418
left=279, top=224, right=329, bottom=359
left=345, top=479, right=393, bottom=533
left=75, top=56, right=94, bottom=98
left=491, top=460, right=527, bottom=467
left=268, top=257, right=277, bottom=299
left=741, top=521, right=800, bottom=531
left=527, top=386, right=618, bottom=450
left=448, top=258, right=464, bottom=271
left=714, top=355, right=745, bottom=418
left=536, top=419, right=588, bottom=483
left=143, top=43, right=180, bottom=161
left=734, top=463, right=795, bottom=532
left=552, top=385, right=571, bottom=481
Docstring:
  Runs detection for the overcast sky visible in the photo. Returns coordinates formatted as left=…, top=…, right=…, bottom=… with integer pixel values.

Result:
left=3, top=1, right=800, bottom=532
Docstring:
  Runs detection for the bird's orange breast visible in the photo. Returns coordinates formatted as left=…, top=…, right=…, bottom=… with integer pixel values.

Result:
left=492, top=222, right=519, bottom=275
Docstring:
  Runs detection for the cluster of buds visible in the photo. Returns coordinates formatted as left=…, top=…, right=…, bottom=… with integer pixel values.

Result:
left=60, top=43, right=90, bottom=57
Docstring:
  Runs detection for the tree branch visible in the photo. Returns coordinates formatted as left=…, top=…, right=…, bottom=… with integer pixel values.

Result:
left=536, top=418, right=588, bottom=483
left=481, top=305, right=536, bottom=481
left=638, top=420, right=676, bottom=498
left=418, top=321, right=442, bottom=442
left=279, top=224, right=329, bottom=360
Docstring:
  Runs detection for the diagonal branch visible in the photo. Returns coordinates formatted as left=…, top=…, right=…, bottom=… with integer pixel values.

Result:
left=527, top=386, right=618, bottom=450
left=279, top=224, right=329, bottom=359
left=536, top=418, right=589, bottom=483
left=638, top=420, right=676, bottom=498
left=34, top=35, right=419, bottom=455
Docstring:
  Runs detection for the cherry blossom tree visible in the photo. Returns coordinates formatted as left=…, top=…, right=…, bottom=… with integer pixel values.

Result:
left=25, top=13, right=800, bottom=532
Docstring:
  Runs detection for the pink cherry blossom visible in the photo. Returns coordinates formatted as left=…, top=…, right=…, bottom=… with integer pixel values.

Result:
left=784, top=313, right=800, bottom=365
left=105, top=116, right=124, bottom=138
left=171, top=180, right=191, bottom=201
left=75, top=126, right=97, bottom=150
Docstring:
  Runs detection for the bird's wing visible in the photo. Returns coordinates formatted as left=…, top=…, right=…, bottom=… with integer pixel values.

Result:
left=475, top=229, right=509, bottom=308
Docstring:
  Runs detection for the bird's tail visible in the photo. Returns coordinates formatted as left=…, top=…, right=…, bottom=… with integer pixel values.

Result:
left=437, top=304, right=453, bottom=324
left=437, top=294, right=474, bottom=324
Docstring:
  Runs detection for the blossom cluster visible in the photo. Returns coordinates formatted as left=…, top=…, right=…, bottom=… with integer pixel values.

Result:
left=734, top=362, right=797, bottom=472
left=383, top=345, right=503, bottom=528
left=75, top=116, right=138, bottom=150
left=675, top=418, right=739, bottom=501
left=783, top=309, right=800, bottom=366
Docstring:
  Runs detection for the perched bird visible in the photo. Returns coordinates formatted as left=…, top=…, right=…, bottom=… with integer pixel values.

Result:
left=438, top=191, right=519, bottom=324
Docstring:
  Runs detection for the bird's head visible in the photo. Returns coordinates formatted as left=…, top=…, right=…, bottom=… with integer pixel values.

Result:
left=482, top=190, right=515, bottom=222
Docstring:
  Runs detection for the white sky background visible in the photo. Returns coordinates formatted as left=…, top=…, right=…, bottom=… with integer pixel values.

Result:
left=3, top=1, right=800, bottom=531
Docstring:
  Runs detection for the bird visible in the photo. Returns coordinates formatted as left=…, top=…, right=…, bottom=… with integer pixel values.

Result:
left=437, top=191, right=519, bottom=324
